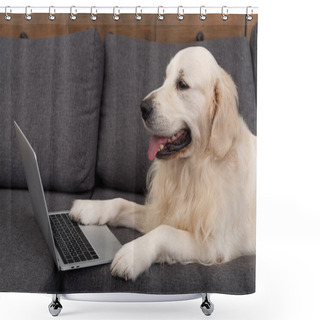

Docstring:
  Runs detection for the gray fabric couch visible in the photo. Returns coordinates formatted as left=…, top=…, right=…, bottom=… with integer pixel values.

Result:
left=0, top=28, right=256, bottom=295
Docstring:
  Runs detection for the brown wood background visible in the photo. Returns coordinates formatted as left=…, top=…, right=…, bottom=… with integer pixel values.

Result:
left=0, top=13, right=257, bottom=43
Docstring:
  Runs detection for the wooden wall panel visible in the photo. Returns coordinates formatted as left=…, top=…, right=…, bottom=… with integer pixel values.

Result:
left=0, top=13, right=257, bottom=43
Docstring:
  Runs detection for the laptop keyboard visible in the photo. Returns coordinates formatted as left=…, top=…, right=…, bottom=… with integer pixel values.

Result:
left=50, top=213, right=99, bottom=265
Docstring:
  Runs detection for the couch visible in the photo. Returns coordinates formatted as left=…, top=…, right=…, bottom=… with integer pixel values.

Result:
left=0, top=28, right=256, bottom=296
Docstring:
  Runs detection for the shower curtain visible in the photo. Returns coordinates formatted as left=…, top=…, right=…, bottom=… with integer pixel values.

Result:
left=0, top=4, right=257, bottom=305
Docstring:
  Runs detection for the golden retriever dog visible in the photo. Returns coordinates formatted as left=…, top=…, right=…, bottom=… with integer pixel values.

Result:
left=70, top=47, right=256, bottom=281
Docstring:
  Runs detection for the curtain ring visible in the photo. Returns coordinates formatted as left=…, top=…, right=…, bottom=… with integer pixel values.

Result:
left=177, top=6, right=184, bottom=21
left=200, top=6, right=207, bottom=21
left=90, top=6, right=97, bottom=21
left=157, top=6, right=164, bottom=21
left=70, top=6, right=77, bottom=21
left=221, top=6, right=228, bottom=21
left=113, top=6, right=120, bottom=21
left=246, top=6, right=253, bottom=21
left=135, top=6, right=142, bottom=21
left=5, top=6, right=12, bottom=21
left=25, top=6, right=32, bottom=21
left=49, top=6, right=56, bottom=21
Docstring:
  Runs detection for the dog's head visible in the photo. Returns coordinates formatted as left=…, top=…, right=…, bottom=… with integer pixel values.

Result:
left=141, top=46, right=239, bottom=161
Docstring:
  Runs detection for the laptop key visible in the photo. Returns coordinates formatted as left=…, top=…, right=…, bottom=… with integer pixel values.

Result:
left=84, top=252, right=93, bottom=260
left=78, top=254, right=86, bottom=261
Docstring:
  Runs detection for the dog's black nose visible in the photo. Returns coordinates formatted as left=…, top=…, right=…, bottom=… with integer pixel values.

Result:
left=140, top=99, right=153, bottom=121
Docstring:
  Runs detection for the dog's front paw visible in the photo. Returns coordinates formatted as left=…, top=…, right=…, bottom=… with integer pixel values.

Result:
left=69, top=200, right=104, bottom=225
left=110, top=238, right=154, bottom=281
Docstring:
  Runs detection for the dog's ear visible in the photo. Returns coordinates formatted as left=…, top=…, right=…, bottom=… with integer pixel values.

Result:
left=209, top=69, right=239, bottom=160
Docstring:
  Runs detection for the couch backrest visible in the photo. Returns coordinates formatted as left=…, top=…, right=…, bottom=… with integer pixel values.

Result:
left=0, top=29, right=103, bottom=192
left=0, top=30, right=256, bottom=195
left=96, top=33, right=256, bottom=195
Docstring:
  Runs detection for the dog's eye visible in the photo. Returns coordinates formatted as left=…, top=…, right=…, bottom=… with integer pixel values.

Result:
left=177, top=79, right=189, bottom=90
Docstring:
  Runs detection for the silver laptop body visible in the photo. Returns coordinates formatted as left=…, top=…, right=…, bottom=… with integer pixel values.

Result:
left=14, top=121, right=122, bottom=271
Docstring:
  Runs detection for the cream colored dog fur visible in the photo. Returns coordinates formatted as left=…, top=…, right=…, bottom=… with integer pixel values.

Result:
left=70, top=47, right=256, bottom=281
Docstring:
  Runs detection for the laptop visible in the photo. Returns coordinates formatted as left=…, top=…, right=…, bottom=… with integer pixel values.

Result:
left=14, top=121, right=122, bottom=271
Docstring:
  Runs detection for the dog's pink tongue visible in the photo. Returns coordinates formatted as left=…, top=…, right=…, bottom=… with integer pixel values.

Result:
left=148, top=135, right=168, bottom=161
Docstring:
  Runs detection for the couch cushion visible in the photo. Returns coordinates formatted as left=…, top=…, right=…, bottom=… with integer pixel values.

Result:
left=0, top=29, right=104, bottom=192
left=91, top=187, right=145, bottom=205
left=0, top=188, right=92, bottom=293
left=97, top=34, right=256, bottom=194
left=0, top=188, right=255, bottom=294
left=59, top=251, right=255, bottom=295
left=250, top=23, right=258, bottom=101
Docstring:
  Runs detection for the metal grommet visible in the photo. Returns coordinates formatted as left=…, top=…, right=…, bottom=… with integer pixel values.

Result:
left=25, top=6, right=32, bottom=21
left=221, top=6, right=228, bottom=21
left=70, top=6, right=77, bottom=21
left=135, top=6, right=142, bottom=21
left=157, top=6, right=164, bottom=21
left=246, top=6, right=253, bottom=21
left=90, top=6, right=97, bottom=21
left=49, top=6, right=56, bottom=21
left=113, top=6, right=120, bottom=21
left=200, top=6, right=207, bottom=21
left=5, top=6, right=12, bottom=21
left=177, top=6, right=184, bottom=21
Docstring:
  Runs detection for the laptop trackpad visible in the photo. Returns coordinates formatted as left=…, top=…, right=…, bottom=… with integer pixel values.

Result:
left=79, top=225, right=122, bottom=263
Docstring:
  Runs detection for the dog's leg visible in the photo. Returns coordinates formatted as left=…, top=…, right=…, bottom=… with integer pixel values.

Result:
left=69, top=198, right=147, bottom=232
left=110, top=224, right=212, bottom=281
